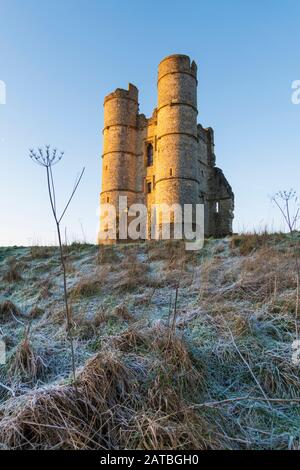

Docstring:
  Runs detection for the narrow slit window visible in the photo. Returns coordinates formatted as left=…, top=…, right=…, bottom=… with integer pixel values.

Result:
left=147, top=143, right=153, bottom=167
left=170, top=168, right=173, bottom=176
left=147, top=182, right=152, bottom=194
left=216, top=202, right=219, bottom=213
left=106, top=196, right=110, bottom=203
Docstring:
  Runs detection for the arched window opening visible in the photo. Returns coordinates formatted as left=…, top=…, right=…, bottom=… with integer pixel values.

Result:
left=147, top=143, right=153, bottom=167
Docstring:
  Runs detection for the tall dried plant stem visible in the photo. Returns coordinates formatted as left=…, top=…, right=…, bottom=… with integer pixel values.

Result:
left=171, top=285, right=179, bottom=332
left=222, top=314, right=271, bottom=407
left=45, top=165, right=77, bottom=380
left=57, top=219, right=76, bottom=379
left=30, top=146, right=85, bottom=382
left=273, top=275, right=278, bottom=302
left=296, top=275, right=299, bottom=340
left=273, top=190, right=300, bottom=339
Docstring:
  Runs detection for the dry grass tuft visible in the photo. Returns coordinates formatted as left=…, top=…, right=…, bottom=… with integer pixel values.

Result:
left=30, top=246, right=54, bottom=260
left=112, top=304, right=134, bottom=321
left=63, top=242, right=93, bottom=256
left=227, top=314, right=252, bottom=337
left=0, top=326, right=206, bottom=450
left=269, top=292, right=297, bottom=315
left=9, top=336, right=46, bottom=383
left=36, top=278, right=53, bottom=300
left=70, top=278, right=101, bottom=299
left=97, top=245, right=119, bottom=264
left=152, top=326, right=193, bottom=370
left=125, top=408, right=215, bottom=450
left=115, top=255, right=149, bottom=292
left=150, top=326, right=204, bottom=396
left=111, top=327, right=149, bottom=352
left=230, top=232, right=286, bottom=256
left=2, top=258, right=22, bottom=283
left=73, top=306, right=133, bottom=340
left=70, top=268, right=109, bottom=299
left=73, top=310, right=106, bottom=339
left=64, top=259, right=75, bottom=274
left=28, top=306, right=44, bottom=320
left=45, top=307, right=68, bottom=326
left=0, top=350, right=136, bottom=449
left=148, top=240, right=185, bottom=261
left=0, top=300, right=22, bottom=322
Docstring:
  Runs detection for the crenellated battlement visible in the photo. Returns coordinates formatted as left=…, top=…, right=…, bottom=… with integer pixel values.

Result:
left=104, top=83, right=138, bottom=104
left=158, top=54, right=197, bottom=83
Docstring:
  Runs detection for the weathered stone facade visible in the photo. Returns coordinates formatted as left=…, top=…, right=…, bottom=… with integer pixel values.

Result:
left=99, top=54, right=234, bottom=242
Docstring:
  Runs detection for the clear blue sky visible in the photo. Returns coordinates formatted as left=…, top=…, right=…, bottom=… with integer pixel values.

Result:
left=0, top=0, right=299, bottom=245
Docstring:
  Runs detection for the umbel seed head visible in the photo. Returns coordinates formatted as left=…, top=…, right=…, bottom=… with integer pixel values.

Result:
left=29, top=145, right=64, bottom=167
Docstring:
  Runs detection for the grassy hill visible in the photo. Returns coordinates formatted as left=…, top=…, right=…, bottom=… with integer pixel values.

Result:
left=0, top=234, right=299, bottom=449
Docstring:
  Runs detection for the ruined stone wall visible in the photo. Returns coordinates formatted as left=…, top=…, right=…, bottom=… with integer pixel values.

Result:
left=207, top=167, right=234, bottom=236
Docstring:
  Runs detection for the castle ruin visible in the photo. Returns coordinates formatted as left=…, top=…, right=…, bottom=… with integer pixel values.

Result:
left=99, top=54, right=234, bottom=242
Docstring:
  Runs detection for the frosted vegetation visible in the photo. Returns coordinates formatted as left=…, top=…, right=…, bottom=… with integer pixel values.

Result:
left=0, top=234, right=300, bottom=449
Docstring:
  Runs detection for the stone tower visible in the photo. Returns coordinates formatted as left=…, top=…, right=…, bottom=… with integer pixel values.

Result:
left=100, top=83, right=139, bottom=237
left=156, top=55, right=199, bottom=231
left=99, top=54, right=234, bottom=243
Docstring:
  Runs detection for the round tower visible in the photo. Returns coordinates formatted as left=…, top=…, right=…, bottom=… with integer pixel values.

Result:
left=155, top=55, right=199, bottom=233
left=99, top=83, right=138, bottom=243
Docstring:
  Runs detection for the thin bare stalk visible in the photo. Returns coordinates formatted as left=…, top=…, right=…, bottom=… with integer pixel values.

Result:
left=191, top=396, right=300, bottom=409
left=296, top=275, right=299, bottom=339
left=58, top=169, right=85, bottom=224
left=29, top=146, right=85, bottom=382
left=222, top=314, right=271, bottom=406
left=171, top=285, right=179, bottom=332
left=273, top=190, right=300, bottom=338
left=57, top=222, right=76, bottom=380
left=167, top=291, right=173, bottom=326
left=273, top=275, right=278, bottom=302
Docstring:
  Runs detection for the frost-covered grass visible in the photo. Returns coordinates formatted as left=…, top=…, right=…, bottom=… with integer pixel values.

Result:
left=0, top=235, right=299, bottom=449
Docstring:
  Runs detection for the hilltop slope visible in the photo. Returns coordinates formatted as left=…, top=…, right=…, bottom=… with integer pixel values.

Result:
left=0, top=235, right=299, bottom=449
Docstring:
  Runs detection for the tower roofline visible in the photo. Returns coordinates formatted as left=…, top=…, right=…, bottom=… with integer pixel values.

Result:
left=159, top=54, right=191, bottom=65
left=104, top=83, right=138, bottom=104
left=158, top=54, right=197, bottom=82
